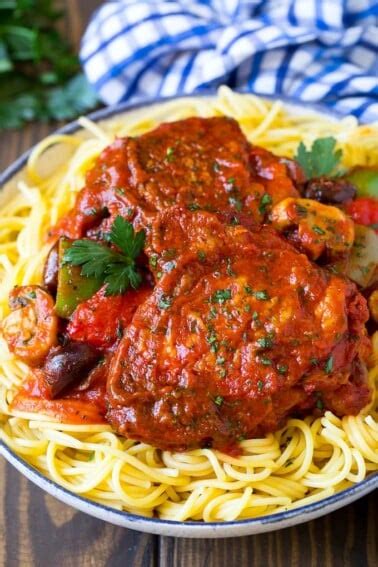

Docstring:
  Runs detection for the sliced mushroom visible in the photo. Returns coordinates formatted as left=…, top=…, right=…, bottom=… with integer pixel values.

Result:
left=2, top=286, right=58, bottom=365
left=271, top=198, right=355, bottom=261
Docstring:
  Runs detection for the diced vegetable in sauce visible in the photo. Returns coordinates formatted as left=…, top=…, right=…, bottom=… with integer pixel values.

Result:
left=55, top=238, right=102, bottom=318
left=346, top=225, right=378, bottom=288
left=2, top=286, right=58, bottom=365
left=346, top=167, right=378, bottom=199
left=345, top=197, right=378, bottom=233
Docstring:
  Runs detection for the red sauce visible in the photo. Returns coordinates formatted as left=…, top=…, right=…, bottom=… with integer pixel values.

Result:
left=106, top=208, right=371, bottom=451
left=10, top=363, right=108, bottom=424
left=51, top=117, right=299, bottom=240
left=67, top=285, right=152, bottom=350
left=10, top=116, right=371, bottom=452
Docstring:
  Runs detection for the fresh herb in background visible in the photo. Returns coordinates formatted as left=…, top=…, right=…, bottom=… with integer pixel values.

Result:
left=295, top=137, right=343, bottom=179
left=0, top=0, right=98, bottom=129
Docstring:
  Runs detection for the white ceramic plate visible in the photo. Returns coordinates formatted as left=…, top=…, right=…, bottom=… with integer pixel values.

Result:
left=0, top=94, right=377, bottom=538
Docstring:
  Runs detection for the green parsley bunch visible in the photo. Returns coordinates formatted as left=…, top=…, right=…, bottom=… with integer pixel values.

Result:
left=0, top=0, right=98, bottom=129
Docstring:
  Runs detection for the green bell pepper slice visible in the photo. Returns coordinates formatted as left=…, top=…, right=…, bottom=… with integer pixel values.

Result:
left=347, top=167, right=378, bottom=199
left=55, top=238, right=102, bottom=318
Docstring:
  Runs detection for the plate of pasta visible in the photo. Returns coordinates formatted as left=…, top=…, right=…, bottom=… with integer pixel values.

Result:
left=0, top=87, right=377, bottom=538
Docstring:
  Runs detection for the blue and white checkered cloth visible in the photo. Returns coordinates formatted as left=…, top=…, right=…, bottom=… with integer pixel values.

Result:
left=80, top=0, right=378, bottom=122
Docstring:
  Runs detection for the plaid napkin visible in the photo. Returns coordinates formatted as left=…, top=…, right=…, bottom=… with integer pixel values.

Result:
left=80, top=0, right=378, bottom=122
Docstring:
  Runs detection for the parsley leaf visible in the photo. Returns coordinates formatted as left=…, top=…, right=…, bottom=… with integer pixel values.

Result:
left=63, top=216, right=145, bottom=296
left=110, top=215, right=145, bottom=258
left=0, top=1, right=98, bottom=130
left=295, top=137, right=342, bottom=179
left=211, top=289, right=232, bottom=304
left=259, top=193, right=272, bottom=215
left=324, top=355, right=334, bottom=374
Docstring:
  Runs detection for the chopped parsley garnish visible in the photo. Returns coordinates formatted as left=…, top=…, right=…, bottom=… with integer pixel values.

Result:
left=207, top=329, right=219, bottom=353
left=116, top=322, right=123, bottom=339
left=324, top=355, right=334, bottom=374
left=218, top=369, right=227, bottom=378
left=214, top=395, right=224, bottom=407
left=244, top=286, right=270, bottom=301
left=252, top=311, right=259, bottom=320
left=197, top=250, right=206, bottom=262
left=257, top=380, right=264, bottom=392
left=158, top=294, right=172, bottom=310
left=260, top=357, right=272, bottom=366
left=295, top=137, right=342, bottom=179
left=256, top=336, right=273, bottom=349
left=228, top=197, right=243, bottom=211
left=226, top=258, right=235, bottom=276
left=216, top=356, right=225, bottom=365
left=254, top=290, right=270, bottom=301
left=316, top=399, right=324, bottom=410
left=313, top=225, right=326, bottom=235
left=149, top=255, right=158, bottom=269
left=209, top=306, right=217, bottom=319
left=211, top=289, right=232, bottom=304
left=295, top=204, right=308, bottom=216
left=166, top=146, right=175, bottom=162
left=310, top=357, right=318, bottom=366
left=187, top=203, right=201, bottom=211
left=163, top=248, right=176, bottom=259
left=277, top=364, right=288, bottom=375
left=259, top=193, right=272, bottom=214
left=63, top=216, right=145, bottom=296
left=213, top=161, right=220, bottom=172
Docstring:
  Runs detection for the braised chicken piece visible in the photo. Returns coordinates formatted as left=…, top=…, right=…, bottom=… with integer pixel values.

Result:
left=52, top=117, right=299, bottom=239
left=107, top=208, right=370, bottom=451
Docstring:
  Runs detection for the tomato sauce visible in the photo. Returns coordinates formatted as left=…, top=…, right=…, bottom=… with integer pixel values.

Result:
left=9, top=116, right=372, bottom=452
left=51, top=116, right=299, bottom=240
left=107, top=208, right=371, bottom=451
left=10, top=364, right=108, bottom=424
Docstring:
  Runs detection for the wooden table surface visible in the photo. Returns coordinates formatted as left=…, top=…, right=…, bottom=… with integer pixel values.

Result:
left=0, top=2, right=377, bottom=566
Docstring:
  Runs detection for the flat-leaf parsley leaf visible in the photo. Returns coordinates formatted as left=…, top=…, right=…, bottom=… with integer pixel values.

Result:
left=63, top=216, right=145, bottom=296
left=295, top=137, right=342, bottom=179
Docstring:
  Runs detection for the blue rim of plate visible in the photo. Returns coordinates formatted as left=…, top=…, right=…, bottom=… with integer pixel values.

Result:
left=0, top=91, right=377, bottom=533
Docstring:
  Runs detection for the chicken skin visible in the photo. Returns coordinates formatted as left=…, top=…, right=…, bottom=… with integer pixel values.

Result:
left=107, top=208, right=371, bottom=452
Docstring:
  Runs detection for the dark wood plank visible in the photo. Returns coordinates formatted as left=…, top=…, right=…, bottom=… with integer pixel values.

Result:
left=0, top=1, right=376, bottom=566
left=159, top=491, right=377, bottom=567
left=0, top=2, right=157, bottom=566
left=1, top=459, right=156, bottom=567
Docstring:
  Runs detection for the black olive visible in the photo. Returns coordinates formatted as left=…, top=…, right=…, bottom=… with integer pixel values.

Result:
left=43, top=341, right=100, bottom=398
left=43, top=242, right=59, bottom=295
left=302, top=177, right=356, bottom=204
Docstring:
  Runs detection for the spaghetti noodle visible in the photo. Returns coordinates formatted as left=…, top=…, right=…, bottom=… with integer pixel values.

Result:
left=0, top=87, right=377, bottom=521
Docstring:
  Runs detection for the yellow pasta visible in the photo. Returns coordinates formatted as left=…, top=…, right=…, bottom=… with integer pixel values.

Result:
left=0, top=87, right=377, bottom=522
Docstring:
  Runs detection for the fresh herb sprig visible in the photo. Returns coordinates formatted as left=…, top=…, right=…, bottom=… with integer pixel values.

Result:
left=63, top=217, right=146, bottom=296
left=0, top=0, right=98, bottom=129
left=295, top=137, right=343, bottom=179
